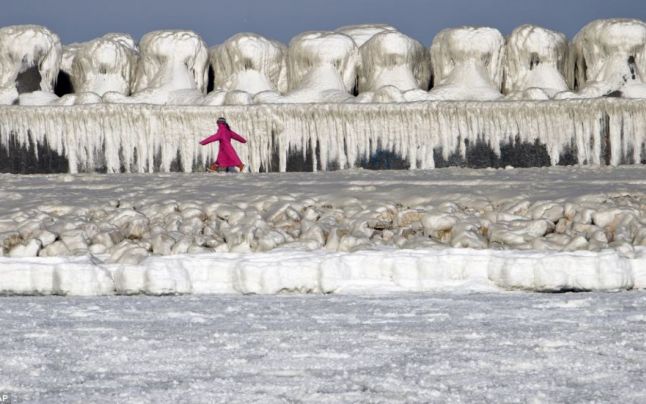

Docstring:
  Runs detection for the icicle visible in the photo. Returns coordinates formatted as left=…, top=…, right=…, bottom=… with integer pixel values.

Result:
left=1, top=99, right=645, bottom=173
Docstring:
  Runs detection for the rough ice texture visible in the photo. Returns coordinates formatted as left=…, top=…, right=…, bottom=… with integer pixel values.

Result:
left=0, top=25, right=62, bottom=105
left=1, top=166, right=646, bottom=294
left=503, top=25, right=569, bottom=99
left=428, top=27, right=505, bottom=101
left=335, top=24, right=397, bottom=47
left=1, top=98, right=645, bottom=174
left=3, top=19, right=646, bottom=103
left=1, top=248, right=644, bottom=295
left=2, top=293, right=646, bottom=401
left=209, top=32, right=287, bottom=100
left=67, top=34, right=138, bottom=97
left=568, top=19, right=646, bottom=98
left=280, top=31, right=359, bottom=103
left=355, top=31, right=430, bottom=98
left=128, top=30, right=209, bottom=104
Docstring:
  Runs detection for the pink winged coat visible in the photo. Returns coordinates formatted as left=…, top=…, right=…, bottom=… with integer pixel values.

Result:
left=199, top=122, right=247, bottom=167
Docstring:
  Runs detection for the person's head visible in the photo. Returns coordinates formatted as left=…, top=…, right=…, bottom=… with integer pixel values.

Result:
left=217, top=117, right=229, bottom=129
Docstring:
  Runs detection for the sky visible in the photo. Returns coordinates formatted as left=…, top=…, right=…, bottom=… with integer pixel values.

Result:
left=2, top=0, right=646, bottom=46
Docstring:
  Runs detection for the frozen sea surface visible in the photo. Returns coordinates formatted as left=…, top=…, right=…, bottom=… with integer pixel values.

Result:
left=2, top=292, right=646, bottom=403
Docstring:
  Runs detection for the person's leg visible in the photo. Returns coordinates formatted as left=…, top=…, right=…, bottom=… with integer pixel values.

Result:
left=226, top=166, right=237, bottom=173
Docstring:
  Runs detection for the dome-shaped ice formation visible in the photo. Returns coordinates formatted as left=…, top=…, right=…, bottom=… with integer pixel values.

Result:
left=569, top=19, right=646, bottom=98
left=130, top=30, right=208, bottom=104
left=356, top=31, right=430, bottom=95
left=503, top=25, right=569, bottom=99
left=0, top=25, right=62, bottom=105
left=70, top=33, right=138, bottom=96
left=428, top=26, right=504, bottom=101
left=280, top=31, right=359, bottom=103
left=209, top=32, right=287, bottom=105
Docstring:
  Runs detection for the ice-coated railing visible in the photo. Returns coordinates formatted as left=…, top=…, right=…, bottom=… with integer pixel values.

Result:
left=1, top=98, right=645, bottom=173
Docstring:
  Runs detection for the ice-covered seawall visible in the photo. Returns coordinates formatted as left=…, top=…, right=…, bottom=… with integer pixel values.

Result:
left=1, top=19, right=646, bottom=173
left=1, top=98, right=645, bottom=173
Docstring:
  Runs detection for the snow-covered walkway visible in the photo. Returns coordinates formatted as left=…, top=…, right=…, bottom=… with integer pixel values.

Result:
left=2, top=292, right=646, bottom=402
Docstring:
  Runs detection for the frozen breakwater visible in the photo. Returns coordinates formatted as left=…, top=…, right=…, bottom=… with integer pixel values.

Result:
left=1, top=167, right=646, bottom=294
left=2, top=248, right=646, bottom=295
left=1, top=98, right=646, bottom=174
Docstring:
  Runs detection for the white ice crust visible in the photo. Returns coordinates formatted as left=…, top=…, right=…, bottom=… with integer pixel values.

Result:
left=1, top=166, right=646, bottom=295
left=335, top=24, right=397, bottom=47
left=209, top=32, right=287, bottom=105
left=278, top=31, right=359, bottom=103
left=568, top=19, right=646, bottom=98
left=426, top=27, right=505, bottom=101
left=126, top=30, right=209, bottom=105
left=2, top=20, right=646, bottom=103
left=0, top=25, right=61, bottom=105
left=68, top=33, right=138, bottom=98
left=1, top=248, right=644, bottom=295
left=1, top=98, right=645, bottom=174
left=503, top=25, right=569, bottom=100
left=355, top=31, right=430, bottom=102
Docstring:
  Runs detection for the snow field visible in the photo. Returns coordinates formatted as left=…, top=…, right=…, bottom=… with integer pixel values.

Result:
left=2, top=292, right=646, bottom=402
left=1, top=167, right=646, bottom=295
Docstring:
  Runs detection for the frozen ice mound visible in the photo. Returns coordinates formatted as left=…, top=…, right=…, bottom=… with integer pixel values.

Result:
left=69, top=33, right=138, bottom=97
left=126, top=30, right=209, bottom=105
left=209, top=32, right=287, bottom=104
left=1, top=248, right=645, bottom=295
left=0, top=25, right=61, bottom=105
left=568, top=19, right=646, bottom=99
left=2, top=19, right=646, bottom=103
left=427, top=26, right=504, bottom=101
left=503, top=25, right=570, bottom=99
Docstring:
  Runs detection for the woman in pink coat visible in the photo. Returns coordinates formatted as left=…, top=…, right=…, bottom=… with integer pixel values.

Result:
left=199, top=117, right=247, bottom=172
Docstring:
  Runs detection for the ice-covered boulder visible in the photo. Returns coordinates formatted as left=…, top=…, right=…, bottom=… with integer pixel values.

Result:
left=70, top=33, right=138, bottom=97
left=567, top=19, right=646, bottom=98
left=0, top=25, right=62, bottom=105
left=426, top=26, right=504, bottom=101
left=355, top=31, right=430, bottom=101
left=503, top=25, right=570, bottom=99
left=209, top=32, right=287, bottom=105
left=128, top=30, right=209, bottom=104
left=278, top=31, right=359, bottom=103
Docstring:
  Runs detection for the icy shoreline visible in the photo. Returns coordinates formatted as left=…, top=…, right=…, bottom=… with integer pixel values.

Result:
left=2, top=167, right=646, bottom=294
left=2, top=247, right=646, bottom=295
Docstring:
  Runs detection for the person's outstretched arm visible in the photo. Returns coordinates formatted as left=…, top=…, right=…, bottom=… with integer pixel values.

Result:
left=199, top=130, right=222, bottom=145
left=229, top=130, right=247, bottom=143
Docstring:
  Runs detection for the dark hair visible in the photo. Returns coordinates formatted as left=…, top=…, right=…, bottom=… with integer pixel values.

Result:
left=217, top=117, right=227, bottom=124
